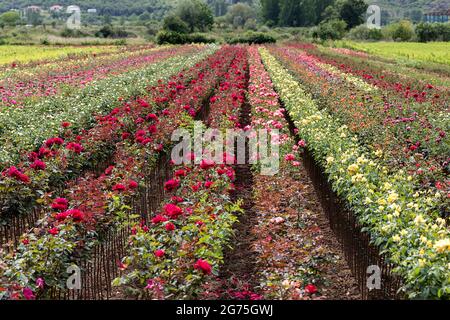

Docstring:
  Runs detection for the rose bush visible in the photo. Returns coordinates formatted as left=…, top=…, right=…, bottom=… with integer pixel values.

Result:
left=260, top=47, right=450, bottom=299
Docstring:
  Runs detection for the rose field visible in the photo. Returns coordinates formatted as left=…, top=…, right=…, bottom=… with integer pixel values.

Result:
left=0, top=42, right=448, bottom=302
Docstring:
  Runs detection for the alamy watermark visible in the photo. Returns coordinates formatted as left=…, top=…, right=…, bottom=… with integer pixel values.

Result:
left=367, top=265, right=381, bottom=290
left=171, top=122, right=280, bottom=175
left=367, top=5, right=381, bottom=29
left=66, top=264, right=81, bottom=290
left=66, top=5, right=81, bottom=30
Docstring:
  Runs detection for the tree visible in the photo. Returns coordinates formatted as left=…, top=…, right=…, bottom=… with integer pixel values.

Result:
left=225, top=3, right=256, bottom=28
left=391, top=20, right=414, bottom=42
left=314, top=19, right=347, bottom=40
left=315, top=0, right=334, bottom=24
left=260, top=0, right=280, bottom=26
left=0, top=11, right=20, bottom=26
left=339, top=0, right=367, bottom=29
left=278, top=0, right=317, bottom=27
left=415, top=23, right=439, bottom=42
left=209, top=0, right=228, bottom=16
left=175, top=0, right=214, bottom=32
left=163, top=14, right=189, bottom=34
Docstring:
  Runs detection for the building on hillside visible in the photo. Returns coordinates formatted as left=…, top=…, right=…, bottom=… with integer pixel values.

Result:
left=49, top=5, right=64, bottom=12
left=26, top=5, right=41, bottom=12
left=424, top=9, right=450, bottom=23
left=87, top=8, right=97, bottom=14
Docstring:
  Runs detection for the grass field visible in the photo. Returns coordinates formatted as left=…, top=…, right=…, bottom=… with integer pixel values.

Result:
left=336, top=41, right=450, bottom=66
left=0, top=45, right=119, bottom=65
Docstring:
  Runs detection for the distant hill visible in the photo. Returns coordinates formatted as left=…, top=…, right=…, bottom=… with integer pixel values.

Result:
left=0, top=0, right=176, bottom=17
left=366, top=0, right=450, bottom=23
left=0, top=0, right=449, bottom=23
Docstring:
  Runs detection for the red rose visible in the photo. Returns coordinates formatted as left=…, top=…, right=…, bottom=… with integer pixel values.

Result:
left=45, top=137, right=64, bottom=148
left=154, top=249, right=165, bottom=258
left=194, top=259, right=212, bottom=275
left=165, top=222, right=175, bottom=231
left=151, top=214, right=167, bottom=224
left=204, top=181, right=213, bottom=189
left=164, top=179, right=180, bottom=192
left=200, top=159, right=215, bottom=170
left=48, top=227, right=59, bottom=235
left=66, top=142, right=84, bottom=154
left=104, top=165, right=115, bottom=175
left=146, top=113, right=158, bottom=121
left=191, top=182, right=201, bottom=192
left=137, top=99, right=149, bottom=108
left=148, top=125, right=157, bottom=134
left=305, top=284, right=317, bottom=294
left=17, top=173, right=30, bottom=184
left=195, top=220, right=204, bottom=227
left=285, top=154, right=295, bottom=161
left=61, top=122, right=71, bottom=128
left=298, top=140, right=306, bottom=148
left=128, top=180, right=139, bottom=189
left=51, top=198, right=68, bottom=211
left=30, top=160, right=46, bottom=170
left=164, top=203, right=183, bottom=219
left=112, top=184, right=127, bottom=192
left=68, top=209, right=84, bottom=222
left=171, top=196, right=183, bottom=203
left=174, top=169, right=186, bottom=177
left=55, top=211, right=69, bottom=221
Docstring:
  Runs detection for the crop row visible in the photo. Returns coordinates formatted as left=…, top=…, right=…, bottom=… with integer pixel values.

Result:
left=0, top=45, right=161, bottom=107
left=260, top=48, right=449, bottom=299
left=269, top=45, right=449, bottom=206
left=0, top=46, right=240, bottom=300
left=0, top=45, right=205, bottom=166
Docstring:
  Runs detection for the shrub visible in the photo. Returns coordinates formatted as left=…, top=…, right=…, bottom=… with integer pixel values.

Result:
left=390, top=20, right=414, bottom=42
left=163, top=15, right=189, bottom=34
left=60, top=28, right=88, bottom=38
left=227, top=32, right=276, bottom=44
left=314, top=20, right=347, bottom=40
left=156, top=31, right=216, bottom=44
left=40, top=38, right=50, bottom=45
left=415, top=23, right=439, bottom=42
left=95, top=25, right=130, bottom=38
left=156, top=30, right=187, bottom=44
left=188, top=33, right=216, bottom=44
left=347, top=25, right=383, bottom=40
left=416, top=22, right=450, bottom=42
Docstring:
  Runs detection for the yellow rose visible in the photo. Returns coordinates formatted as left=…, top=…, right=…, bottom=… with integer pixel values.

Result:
left=347, top=163, right=359, bottom=176
left=414, top=214, right=425, bottom=226
left=434, top=239, right=450, bottom=253
left=387, top=192, right=399, bottom=204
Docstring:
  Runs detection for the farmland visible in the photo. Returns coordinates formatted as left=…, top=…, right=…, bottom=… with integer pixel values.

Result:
left=335, top=40, right=450, bottom=67
left=0, top=41, right=448, bottom=302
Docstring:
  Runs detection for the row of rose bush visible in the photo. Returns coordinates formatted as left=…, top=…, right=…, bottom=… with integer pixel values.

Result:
left=0, top=46, right=239, bottom=300
left=113, top=46, right=249, bottom=299
left=0, top=45, right=157, bottom=107
left=270, top=45, right=449, bottom=208
left=113, top=149, right=241, bottom=299
left=0, top=46, right=216, bottom=223
left=0, top=45, right=204, bottom=166
left=248, top=47, right=321, bottom=299
left=0, top=45, right=151, bottom=80
left=260, top=48, right=450, bottom=299
left=208, top=47, right=247, bottom=130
